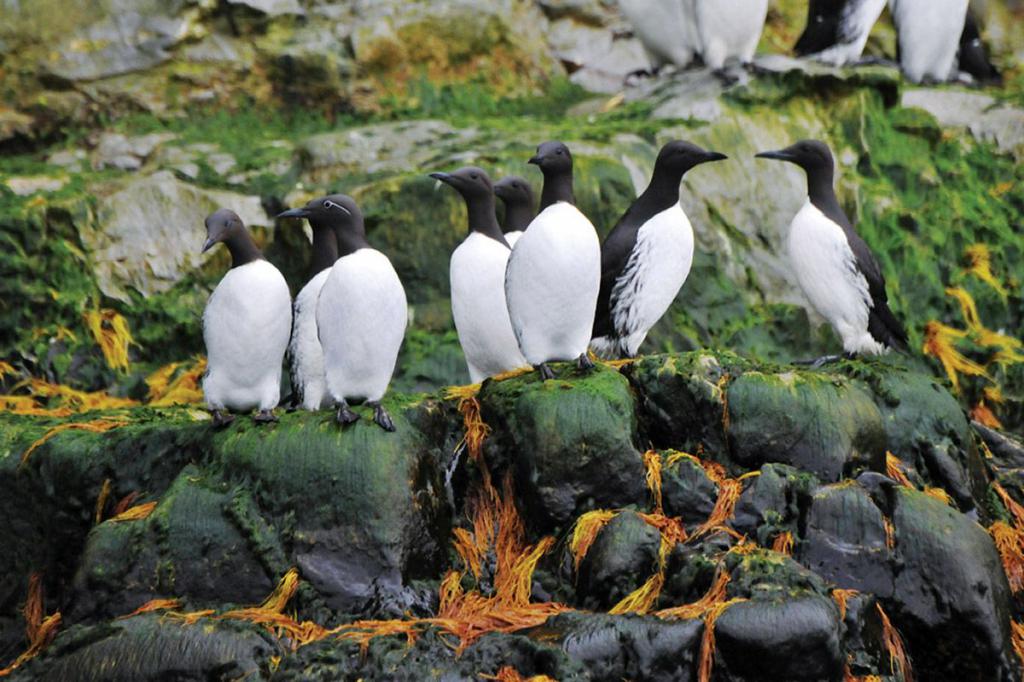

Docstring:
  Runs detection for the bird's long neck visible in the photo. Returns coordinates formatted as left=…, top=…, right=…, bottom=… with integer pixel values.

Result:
left=503, top=201, right=534, bottom=232
left=540, top=169, right=575, bottom=210
left=309, top=224, right=339, bottom=275
left=464, top=194, right=507, bottom=245
left=224, top=230, right=263, bottom=269
left=806, top=168, right=844, bottom=222
left=636, top=168, right=683, bottom=215
left=333, top=216, right=371, bottom=258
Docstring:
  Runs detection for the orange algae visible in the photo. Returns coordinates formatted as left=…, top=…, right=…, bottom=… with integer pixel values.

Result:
left=0, top=574, right=61, bottom=677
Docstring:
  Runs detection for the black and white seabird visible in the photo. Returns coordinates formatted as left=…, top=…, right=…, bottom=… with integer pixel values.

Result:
left=493, top=175, right=536, bottom=247
left=889, top=0, right=968, bottom=83
left=618, top=0, right=699, bottom=74
left=504, top=141, right=601, bottom=380
left=755, top=140, right=908, bottom=361
left=591, top=141, right=727, bottom=359
left=280, top=194, right=407, bottom=430
left=430, top=167, right=528, bottom=383
left=277, top=196, right=341, bottom=411
left=957, top=9, right=1000, bottom=84
left=793, top=0, right=887, bottom=66
left=201, top=208, right=292, bottom=426
left=693, top=0, right=769, bottom=70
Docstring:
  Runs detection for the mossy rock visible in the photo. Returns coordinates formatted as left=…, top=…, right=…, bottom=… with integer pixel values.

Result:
left=731, top=463, right=818, bottom=546
left=661, top=455, right=718, bottom=526
left=575, top=511, right=661, bottom=611
left=69, top=467, right=279, bottom=622
left=11, top=614, right=280, bottom=681
left=725, top=369, right=886, bottom=481
left=478, top=365, right=646, bottom=532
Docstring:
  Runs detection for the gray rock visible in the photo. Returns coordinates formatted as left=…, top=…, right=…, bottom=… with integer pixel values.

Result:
left=46, top=149, right=88, bottom=170
left=4, top=175, right=68, bottom=196
left=0, top=106, right=33, bottom=143
left=227, top=0, right=304, bottom=15
left=298, top=120, right=479, bottom=175
left=902, top=88, right=1024, bottom=159
left=84, top=171, right=269, bottom=300
left=92, top=132, right=176, bottom=171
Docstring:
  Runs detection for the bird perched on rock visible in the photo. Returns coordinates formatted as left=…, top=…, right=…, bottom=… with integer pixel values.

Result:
left=278, top=196, right=340, bottom=411
left=431, top=167, right=527, bottom=383
left=889, top=0, right=968, bottom=83
left=505, top=141, right=601, bottom=380
left=693, top=0, right=769, bottom=70
left=279, top=195, right=407, bottom=430
left=201, top=208, right=292, bottom=426
left=591, top=141, right=727, bottom=359
left=793, top=0, right=887, bottom=66
left=755, top=140, right=907, bottom=363
left=493, top=175, right=536, bottom=247
left=618, top=0, right=700, bottom=75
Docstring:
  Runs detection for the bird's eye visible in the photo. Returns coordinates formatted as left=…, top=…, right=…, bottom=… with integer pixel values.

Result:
left=470, top=173, right=479, bottom=180
left=556, top=149, right=564, bottom=155
left=322, top=200, right=329, bottom=207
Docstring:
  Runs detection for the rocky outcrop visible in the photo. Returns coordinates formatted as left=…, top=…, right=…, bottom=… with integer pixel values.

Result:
left=1, top=355, right=1021, bottom=680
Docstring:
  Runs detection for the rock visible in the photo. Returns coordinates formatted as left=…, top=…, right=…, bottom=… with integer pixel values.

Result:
left=730, top=463, right=818, bottom=544
left=91, top=132, right=176, bottom=171
left=42, top=6, right=196, bottom=82
left=0, top=106, right=34, bottom=144
left=12, top=614, right=279, bottom=681
left=889, top=487, right=1020, bottom=681
left=69, top=467, right=279, bottom=621
left=258, top=24, right=354, bottom=111
left=84, top=171, right=269, bottom=300
left=661, top=455, right=718, bottom=526
left=725, top=370, right=886, bottom=481
left=546, top=612, right=704, bottom=682
left=227, top=0, right=304, bottom=16
left=712, top=596, right=845, bottom=681
left=902, top=88, right=1024, bottom=160
left=575, top=512, right=662, bottom=611
left=4, top=176, right=68, bottom=196
left=45, top=149, right=88, bottom=170
left=479, top=366, right=647, bottom=531
left=799, top=481, right=894, bottom=598
left=297, top=120, right=479, bottom=177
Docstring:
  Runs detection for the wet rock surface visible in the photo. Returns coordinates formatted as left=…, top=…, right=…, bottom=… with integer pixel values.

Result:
left=1, top=355, right=1022, bottom=680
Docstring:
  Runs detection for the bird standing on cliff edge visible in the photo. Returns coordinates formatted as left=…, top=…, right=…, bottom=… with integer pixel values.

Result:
left=755, top=140, right=907, bottom=363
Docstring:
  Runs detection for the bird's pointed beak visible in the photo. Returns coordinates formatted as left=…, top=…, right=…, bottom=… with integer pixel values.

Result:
left=201, top=237, right=216, bottom=253
left=276, top=207, right=309, bottom=220
left=702, top=151, right=728, bottom=163
left=755, top=150, right=793, bottom=162
left=527, top=154, right=542, bottom=165
left=429, top=172, right=454, bottom=185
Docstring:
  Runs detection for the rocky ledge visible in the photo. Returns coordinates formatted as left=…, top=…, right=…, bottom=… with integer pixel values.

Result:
left=1, top=351, right=1023, bottom=681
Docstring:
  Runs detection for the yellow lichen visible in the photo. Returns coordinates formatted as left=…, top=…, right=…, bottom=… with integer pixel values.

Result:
left=83, top=308, right=135, bottom=373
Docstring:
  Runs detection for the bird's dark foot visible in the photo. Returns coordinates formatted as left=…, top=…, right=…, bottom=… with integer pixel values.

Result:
left=370, top=402, right=396, bottom=432
left=253, top=409, right=278, bottom=424
left=210, top=410, right=235, bottom=428
left=810, top=354, right=844, bottom=368
left=577, top=352, right=595, bottom=371
left=535, top=363, right=556, bottom=381
left=336, top=402, right=360, bottom=427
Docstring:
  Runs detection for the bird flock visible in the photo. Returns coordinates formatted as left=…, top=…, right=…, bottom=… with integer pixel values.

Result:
left=621, top=0, right=999, bottom=84
left=201, top=137, right=906, bottom=430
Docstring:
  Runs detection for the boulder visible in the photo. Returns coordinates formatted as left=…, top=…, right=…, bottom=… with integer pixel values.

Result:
left=575, top=512, right=662, bottom=611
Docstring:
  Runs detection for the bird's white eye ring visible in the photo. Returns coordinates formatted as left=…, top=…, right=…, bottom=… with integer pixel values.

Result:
left=324, top=199, right=351, bottom=215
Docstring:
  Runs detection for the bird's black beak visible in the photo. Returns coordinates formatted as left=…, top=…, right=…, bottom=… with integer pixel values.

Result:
left=527, top=154, right=542, bottom=165
left=702, top=151, right=728, bottom=163
left=755, top=150, right=793, bottom=162
left=430, top=172, right=455, bottom=185
left=277, top=207, right=310, bottom=220
left=201, top=237, right=216, bottom=253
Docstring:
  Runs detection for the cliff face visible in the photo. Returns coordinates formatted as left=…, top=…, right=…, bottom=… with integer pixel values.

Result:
left=1, top=0, right=1024, bottom=679
left=2, top=354, right=1024, bottom=680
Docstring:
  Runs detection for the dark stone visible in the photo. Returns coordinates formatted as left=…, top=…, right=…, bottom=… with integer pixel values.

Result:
left=575, top=512, right=662, bottom=611
left=799, top=482, right=894, bottom=599
left=731, top=463, right=818, bottom=543
left=889, top=488, right=1020, bottom=681
left=543, top=611, right=703, bottom=682
left=661, top=456, right=718, bottom=526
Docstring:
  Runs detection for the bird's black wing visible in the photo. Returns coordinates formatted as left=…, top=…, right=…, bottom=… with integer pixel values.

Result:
left=845, top=227, right=909, bottom=351
left=593, top=207, right=643, bottom=339
left=794, top=0, right=845, bottom=55
left=286, top=298, right=303, bottom=409
left=958, top=11, right=1001, bottom=84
